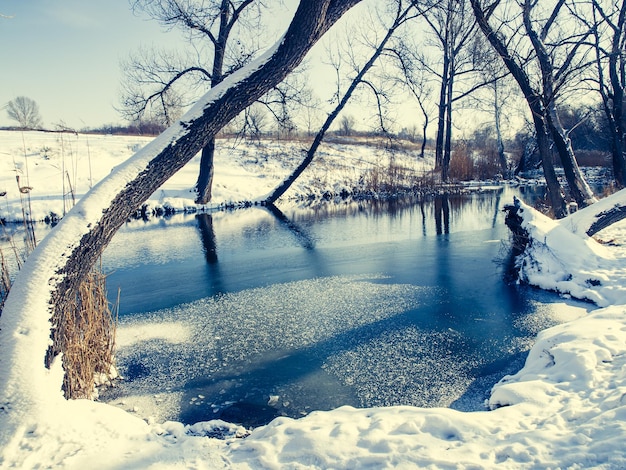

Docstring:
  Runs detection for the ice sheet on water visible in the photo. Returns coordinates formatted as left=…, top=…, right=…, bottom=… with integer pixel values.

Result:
left=513, top=299, right=588, bottom=335
left=101, top=274, right=435, bottom=422
left=322, top=326, right=478, bottom=409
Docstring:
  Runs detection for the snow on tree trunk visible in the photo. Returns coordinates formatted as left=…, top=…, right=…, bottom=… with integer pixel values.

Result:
left=0, top=0, right=362, bottom=432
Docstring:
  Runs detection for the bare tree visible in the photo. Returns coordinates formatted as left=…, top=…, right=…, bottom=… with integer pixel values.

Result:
left=243, top=103, right=268, bottom=139
left=468, top=36, right=516, bottom=176
left=588, top=0, right=626, bottom=187
left=522, top=0, right=596, bottom=208
left=121, top=0, right=264, bottom=204
left=471, top=0, right=597, bottom=215
left=6, top=96, right=42, bottom=130
left=412, top=0, right=480, bottom=182
left=338, top=114, right=356, bottom=136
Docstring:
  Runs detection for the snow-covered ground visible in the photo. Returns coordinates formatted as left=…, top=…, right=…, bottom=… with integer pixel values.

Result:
left=0, top=130, right=433, bottom=222
left=2, top=130, right=626, bottom=468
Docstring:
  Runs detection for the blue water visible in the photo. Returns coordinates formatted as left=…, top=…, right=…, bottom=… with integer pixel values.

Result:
left=99, top=186, right=592, bottom=427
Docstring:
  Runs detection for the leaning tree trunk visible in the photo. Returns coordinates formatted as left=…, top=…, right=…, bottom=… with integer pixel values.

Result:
left=46, top=0, right=361, bottom=365
left=0, top=0, right=363, bottom=415
left=265, top=2, right=413, bottom=204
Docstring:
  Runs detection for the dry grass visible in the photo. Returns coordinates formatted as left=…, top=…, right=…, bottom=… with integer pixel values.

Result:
left=0, top=248, right=10, bottom=315
left=449, top=142, right=474, bottom=181
left=53, top=267, right=118, bottom=399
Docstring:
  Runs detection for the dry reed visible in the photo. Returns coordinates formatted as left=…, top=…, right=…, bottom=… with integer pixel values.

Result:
left=55, top=267, right=118, bottom=399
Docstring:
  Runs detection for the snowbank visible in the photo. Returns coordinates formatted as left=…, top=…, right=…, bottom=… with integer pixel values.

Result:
left=2, top=131, right=626, bottom=467
left=513, top=195, right=626, bottom=307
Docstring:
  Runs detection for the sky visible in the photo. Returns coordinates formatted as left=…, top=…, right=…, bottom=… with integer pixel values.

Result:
left=0, top=0, right=305, bottom=130
left=0, top=0, right=189, bottom=129
left=0, top=1, right=496, bottom=136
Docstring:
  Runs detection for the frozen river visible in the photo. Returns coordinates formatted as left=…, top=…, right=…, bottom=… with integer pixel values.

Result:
left=98, top=186, right=592, bottom=427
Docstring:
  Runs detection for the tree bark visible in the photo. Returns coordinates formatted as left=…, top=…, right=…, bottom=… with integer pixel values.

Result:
left=544, top=104, right=596, bottom=206
left=522, top=0, right=596, bottom=208
left=442, top=64, right=454, bottom=182
left=38, top=0, right=363, bottom=369
left=195, top=0, right=231, bottom=204
left=586, top=204, right=626, bottom=237
left=196, top=140, right=215, bottom=204
left=470, top=0, right=567, bottom=218
left=593, top=0, right=626, bottom=188
left=435, top=57, right=449, bottom=171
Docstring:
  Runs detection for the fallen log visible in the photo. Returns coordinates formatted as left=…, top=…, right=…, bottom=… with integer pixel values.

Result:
left=586, top=204, right=626, bottom=237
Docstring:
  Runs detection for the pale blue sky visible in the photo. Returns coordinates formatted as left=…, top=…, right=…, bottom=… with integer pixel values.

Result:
left=0, top=0, right=204, bottom=129
left=0, top=1, right=395, bottom=132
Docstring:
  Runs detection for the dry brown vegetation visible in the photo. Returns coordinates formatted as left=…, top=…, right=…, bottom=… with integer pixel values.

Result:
left=50, top=268, right=118, bottom=399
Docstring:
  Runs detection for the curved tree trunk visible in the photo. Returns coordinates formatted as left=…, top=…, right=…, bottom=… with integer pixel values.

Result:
left=420, top=111, right=429, bottom=159
left=0, top=0, right=363, bottom=415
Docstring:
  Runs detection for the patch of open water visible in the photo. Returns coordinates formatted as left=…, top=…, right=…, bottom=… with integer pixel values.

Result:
left=98, top=186, right=593, bottom=428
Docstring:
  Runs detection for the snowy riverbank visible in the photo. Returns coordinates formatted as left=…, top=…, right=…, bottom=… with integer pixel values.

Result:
left=0, top=130, right=433, bottom=222
left=2, top=129, right=626, bottom=468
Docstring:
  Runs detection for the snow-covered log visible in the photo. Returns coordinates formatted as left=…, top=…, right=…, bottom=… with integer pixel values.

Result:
left=0, top=0, right=361, bottom=442
left=504, top=190, right=626, bottom=306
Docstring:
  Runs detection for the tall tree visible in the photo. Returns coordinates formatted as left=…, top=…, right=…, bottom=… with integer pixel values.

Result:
left=588, top=0, right=626, bottom=187
left=0, top=0, right=363, bottom=407
left=470, top=0, right=597, bottom=217
left=413, top=0, right=479, bottom=181
left=120, top=0, right=282, bottom=204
